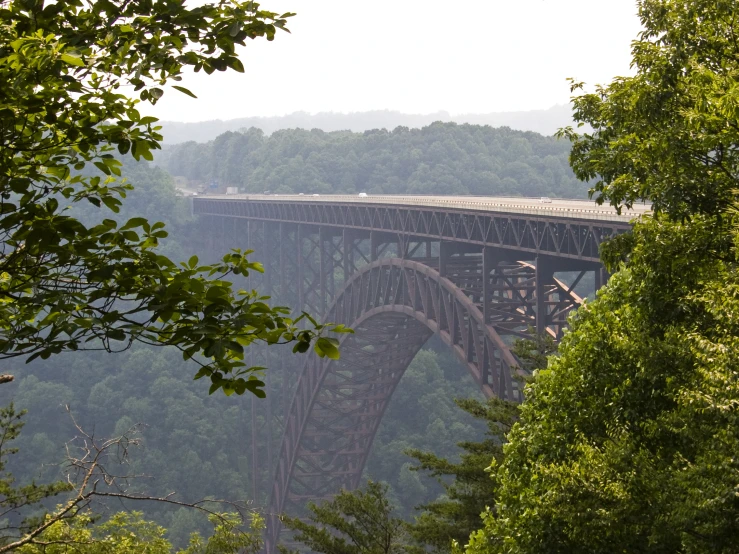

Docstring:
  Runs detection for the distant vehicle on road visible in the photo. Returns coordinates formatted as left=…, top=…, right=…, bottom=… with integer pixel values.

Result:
left=358, top=192, right=368, bottom=197
left=540, top=196, right=552, bottom=203
left=313, top=194, right=320, bottom=197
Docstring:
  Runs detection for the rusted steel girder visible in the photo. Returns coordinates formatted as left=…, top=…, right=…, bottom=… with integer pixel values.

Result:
left=193, top=198, right=629, bottom=263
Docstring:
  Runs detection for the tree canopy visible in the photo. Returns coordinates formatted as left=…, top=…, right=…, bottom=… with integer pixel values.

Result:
left=466, top=1, right=739, bottom=552
left=0, top=0, right=342, bottom=396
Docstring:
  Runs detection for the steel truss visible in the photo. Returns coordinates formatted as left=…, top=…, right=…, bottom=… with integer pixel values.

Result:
left=194, top=197, right=630, bottom=262
left=264, top=255, right=587, bottom=552
left=195, top=206, right=617, bottom=553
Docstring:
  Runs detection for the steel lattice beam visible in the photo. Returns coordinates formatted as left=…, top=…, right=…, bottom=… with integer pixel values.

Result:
left=193, top=198, right=629, bottom=263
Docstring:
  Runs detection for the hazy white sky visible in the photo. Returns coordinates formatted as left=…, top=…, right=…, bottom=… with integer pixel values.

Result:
left=149, top=0, right=642, bottom=122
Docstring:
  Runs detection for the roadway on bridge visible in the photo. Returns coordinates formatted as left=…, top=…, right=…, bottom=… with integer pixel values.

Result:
left=196, top=194, right=651, bottom=223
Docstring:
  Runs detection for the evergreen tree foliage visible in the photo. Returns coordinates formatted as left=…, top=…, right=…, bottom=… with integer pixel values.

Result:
left=405, top=398, right=518, bottom=554
left=364, top=346, right=488, bottom=518
left=402, top=333, right=550, bottom=553
left=279, top=481, right=412, bottom=554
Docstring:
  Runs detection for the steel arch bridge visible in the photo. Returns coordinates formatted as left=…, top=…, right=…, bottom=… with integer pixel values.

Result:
left=192, top=195, right=641, bottom=552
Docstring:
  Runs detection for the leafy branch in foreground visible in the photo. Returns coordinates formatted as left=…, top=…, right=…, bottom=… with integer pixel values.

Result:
left=0, top=0, right=346, bottom=395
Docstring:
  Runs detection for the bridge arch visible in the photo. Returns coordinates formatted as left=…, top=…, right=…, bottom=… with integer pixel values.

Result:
left=194, top=198, right=617, bottom=551
left=266, top=258, right=524, bottom=551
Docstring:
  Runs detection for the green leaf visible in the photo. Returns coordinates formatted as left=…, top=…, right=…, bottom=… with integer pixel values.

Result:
left=193, top=367, right=210, bottom=380
left=93, top=161, right=112, bottom=175
left=120, top=217, right=148, bottom=230
left=60, top=53, right=85, bottom=67
left=106, top=328, right=126, bottom=341
left=228, top=21, right=242, bottom=37
left=230, top=58, right=245, bottom=73
left=172, top=85, right=198, bottom=99
left=315, top=337, right=340, bottom=360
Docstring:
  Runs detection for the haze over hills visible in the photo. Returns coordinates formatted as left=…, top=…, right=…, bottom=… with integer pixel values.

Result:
left=159, top=104, right=575, bottom=144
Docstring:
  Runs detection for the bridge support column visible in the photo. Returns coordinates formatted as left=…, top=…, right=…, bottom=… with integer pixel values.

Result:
left=595, top=266, right=611, bottom=292
left=295, top=225, right=323, bottom=317
left=342, top=229, right=370, bottom=278
left=263, top=222, right=276, bottom=297
left=318, top=228, right=346, bottom=318
left=250, top=390, right=259, bottom=504
left=343, top=229, right=353, bottom=279
left=319, top=227, right=327, bottom=317
left=370, top=231, right=398, bottom=261
left=535, top=256, right=555, bottom=337
left=439, top=241, right=452, bottom=277
left=279, top=223, right=288, bottom=305
left=482, top=247, right=494, bottom=324
left=397, top=234, right=408, bottom=259
left=297, top=225, right=305, bottom=312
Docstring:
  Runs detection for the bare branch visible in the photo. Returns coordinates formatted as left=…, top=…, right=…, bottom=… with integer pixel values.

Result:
left=0, top=408, right=258, bottom=551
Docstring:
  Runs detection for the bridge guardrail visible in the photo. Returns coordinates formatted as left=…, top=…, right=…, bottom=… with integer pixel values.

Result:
left=196, top=194, right=649, bottom=224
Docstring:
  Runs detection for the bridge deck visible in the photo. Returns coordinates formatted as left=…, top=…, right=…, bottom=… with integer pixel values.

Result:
left=196, top=194, right=650, bottom=223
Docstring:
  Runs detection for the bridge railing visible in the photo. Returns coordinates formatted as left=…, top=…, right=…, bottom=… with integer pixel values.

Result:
left=197, top=194, right=650, bottom=223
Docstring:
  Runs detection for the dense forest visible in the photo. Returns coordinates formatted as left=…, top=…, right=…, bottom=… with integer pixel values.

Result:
left=163, top=122, right=588, bottom=199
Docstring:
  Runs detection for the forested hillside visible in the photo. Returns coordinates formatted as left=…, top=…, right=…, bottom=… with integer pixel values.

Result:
left=163, top=122, right=587, bottom=198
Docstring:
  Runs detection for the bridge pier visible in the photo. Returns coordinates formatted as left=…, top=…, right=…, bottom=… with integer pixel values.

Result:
left=535, top=256, right=555, bottom=337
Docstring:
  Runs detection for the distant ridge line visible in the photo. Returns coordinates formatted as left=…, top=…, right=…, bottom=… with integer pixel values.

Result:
left=160, top=104, right=576, bottom=144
